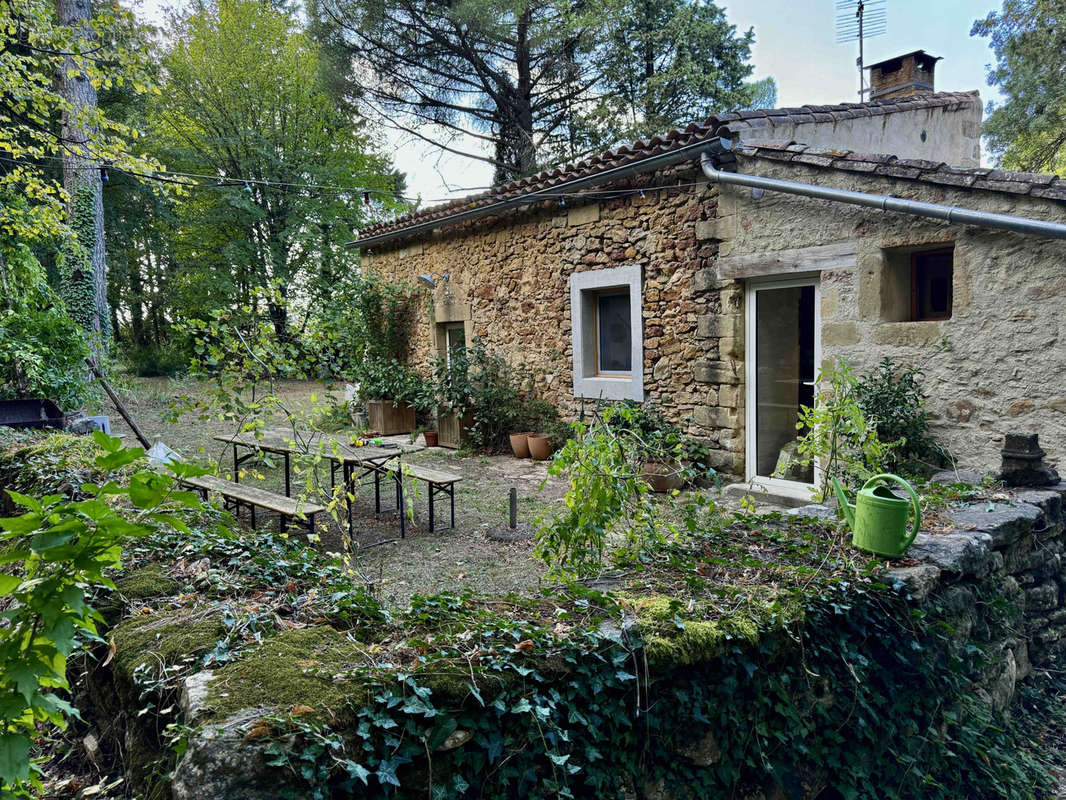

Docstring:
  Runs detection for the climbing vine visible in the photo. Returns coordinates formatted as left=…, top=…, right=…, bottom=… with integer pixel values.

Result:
left=58, top=184, right=101, bottom=338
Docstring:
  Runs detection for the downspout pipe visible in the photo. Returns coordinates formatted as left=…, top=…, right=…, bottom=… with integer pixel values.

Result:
left=700, top=151, right=1066, bottom=241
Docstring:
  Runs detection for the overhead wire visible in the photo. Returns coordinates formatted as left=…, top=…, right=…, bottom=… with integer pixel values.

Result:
left=1, top=151, right=710, bottom=207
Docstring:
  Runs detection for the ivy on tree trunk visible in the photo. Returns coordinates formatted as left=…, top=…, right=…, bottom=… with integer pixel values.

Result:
left=56, top=0, right=110, bottom=354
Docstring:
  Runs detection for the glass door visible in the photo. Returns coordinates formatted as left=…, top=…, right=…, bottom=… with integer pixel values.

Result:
left=745, top=279, right=819, bottom=485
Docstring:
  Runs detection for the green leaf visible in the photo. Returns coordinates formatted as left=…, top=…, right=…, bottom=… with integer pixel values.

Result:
left=5, top=491, right=41, bottom=513
left=0, top=732, right=31, bottom=783
left=0, top=574, right=20, bottom=594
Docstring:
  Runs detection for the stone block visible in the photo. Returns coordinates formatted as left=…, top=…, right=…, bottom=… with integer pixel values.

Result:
left=871, top=322, right=944, bottom=347
left=693, top=360, right=739, bottom=384
left=883, top=564, right=941, bottom=603
left=696, top=314, right=719, bottom=338
left=1026, top=581, right=1059, bottom=613
left=821, top=321, right=860, bottom=347
left=947, top=503, right=1041, bottom=548
left=908, top=531, right=995, bottom=577
left=567, top=204, right=600, bottom=227
left=693, top=268, right=718, bottom=293
left=692, top=405, right=737, bottom=429
left=694, top=217, right=732, bottom=242
left=717, top=385, right=740, bottom=409
left=786, top=504, right=836, bottom=522
left=857, top=266, right=881, bottom=320
left=930, top=469, right=986, bottom=485
left=677, top=730, right=721, bottom=766
left=944, top=399, right=977, bottom=423
left=652, top=358, right=671, bottom=381
left=719, top=336, right=743, bottom=358
left=1013, top=639, right=1032, bottom=681
left=821, top=288, right=839, bottom=319
left=1015, top=490, right=1062, bottom=527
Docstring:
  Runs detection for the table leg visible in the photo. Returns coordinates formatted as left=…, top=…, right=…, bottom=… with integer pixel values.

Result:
left=429, top=484, right=435, bottom=533
left=284, top=452, right=291, bottom=497
left=233, top=443, right=239, bottom=483
left=397, top=469, right=405, bottom=539
left=450, top=483, right=455, bottom=530
left=345, top=462, right=354, bottom=545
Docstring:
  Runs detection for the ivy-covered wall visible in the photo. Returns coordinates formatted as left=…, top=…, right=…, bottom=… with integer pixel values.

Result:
left=69, top=473, right=1066, bottom=800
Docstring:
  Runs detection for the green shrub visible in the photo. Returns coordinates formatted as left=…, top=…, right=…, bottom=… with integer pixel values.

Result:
left=428, top=340, right=566, bottom=452
left=0, top=433, right=206, bottom=797
left=855, top=357, right=948, bottom=476
left=0, top=307, right=91, bottom=409
left=119, top=341, right=189, bottom=377
left=793, top=359, right=898, bottom=499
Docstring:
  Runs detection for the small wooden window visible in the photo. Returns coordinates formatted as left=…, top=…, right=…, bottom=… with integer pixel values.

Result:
left=911, top=249, right=953, bottom=321
left=593, top=290, right=632, bottom=374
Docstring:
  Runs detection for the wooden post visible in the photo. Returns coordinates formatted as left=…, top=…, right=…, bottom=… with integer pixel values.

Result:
left=509, top=487, right=517, bottom=529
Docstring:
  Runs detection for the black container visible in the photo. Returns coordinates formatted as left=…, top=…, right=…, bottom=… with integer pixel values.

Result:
left=0, top=399, right=67, bottom=430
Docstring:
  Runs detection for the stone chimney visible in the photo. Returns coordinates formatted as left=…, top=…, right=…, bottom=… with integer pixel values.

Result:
left=867, top=50, right=941, bottom=100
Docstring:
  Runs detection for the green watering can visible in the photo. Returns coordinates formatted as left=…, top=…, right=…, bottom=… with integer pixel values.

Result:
left=831, top=473, right=921, bottom=557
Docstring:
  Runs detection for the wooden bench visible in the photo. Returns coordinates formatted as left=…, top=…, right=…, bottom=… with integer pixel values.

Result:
left=377, top=463, right=462, bottom=533
left=183, top=474, right=326, bottom=536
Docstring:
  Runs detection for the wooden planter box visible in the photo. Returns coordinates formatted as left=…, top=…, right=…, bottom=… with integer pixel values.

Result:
left=367, top=399, right=415, bottom=436
left=438, top=410, right=475, bottom=449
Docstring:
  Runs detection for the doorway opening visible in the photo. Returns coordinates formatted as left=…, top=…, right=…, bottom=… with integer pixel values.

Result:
left=745, top=278, right=819, bottom=487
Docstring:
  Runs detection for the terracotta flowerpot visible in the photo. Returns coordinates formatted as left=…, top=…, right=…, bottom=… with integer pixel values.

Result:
left=528, top=433, right=552, bottom=461
left=424, top=431, right=439, bottom=447
left=509, top=432, right=533, bottom=459
left=642, top=459, right=684, bottom=493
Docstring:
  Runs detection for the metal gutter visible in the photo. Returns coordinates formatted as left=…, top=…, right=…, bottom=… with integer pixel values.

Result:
left=700, top=149, right=1066, bottom=241
left=347, top=138, right=722, bottom=250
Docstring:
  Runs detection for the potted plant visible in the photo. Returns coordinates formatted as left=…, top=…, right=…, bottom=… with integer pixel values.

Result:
left=641, top=430, right=685, bottom=493
left=358, top=358, right=418, bottom=435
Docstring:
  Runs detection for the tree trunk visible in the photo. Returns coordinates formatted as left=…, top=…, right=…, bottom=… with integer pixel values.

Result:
left=56, top=0, right=108, bottom=358
left=494, top=7, right=537, bottom=182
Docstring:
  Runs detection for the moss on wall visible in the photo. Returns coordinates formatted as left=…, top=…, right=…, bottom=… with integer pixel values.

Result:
left=201, top=627, right=372, bottom=723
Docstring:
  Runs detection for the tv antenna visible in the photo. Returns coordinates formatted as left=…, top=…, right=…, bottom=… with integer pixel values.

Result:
left=836, top=0, right=887, bottom=99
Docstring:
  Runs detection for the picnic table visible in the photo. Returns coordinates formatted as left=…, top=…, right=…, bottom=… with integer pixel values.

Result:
left=213, top=430, right=427, bottom=541
left=329, top=442, right=424, bottom=540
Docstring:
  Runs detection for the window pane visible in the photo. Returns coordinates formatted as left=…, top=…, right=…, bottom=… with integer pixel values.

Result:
left=913, top=250, right=953, bottom=320
left=447, top=325, right=465, bottom=352
left=597, top=293, right=631, bottom=372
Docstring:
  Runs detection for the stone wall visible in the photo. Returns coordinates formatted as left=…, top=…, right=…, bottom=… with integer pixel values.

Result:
left=800, top=475, right=1066, bottom=715
left=710, top=154, right=1066, bottom=474
left=365, top=151, right=1066, bottom=479
left=367, top=165, right=744, bottom=472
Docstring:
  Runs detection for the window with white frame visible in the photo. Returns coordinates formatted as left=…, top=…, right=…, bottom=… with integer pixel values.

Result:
left=570, top=265, right=643, bottom=402
left=444, top=322, right=466, bottom=364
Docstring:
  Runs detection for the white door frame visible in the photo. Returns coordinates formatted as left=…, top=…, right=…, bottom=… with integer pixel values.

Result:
left=744, top=275, right=821, bottom=490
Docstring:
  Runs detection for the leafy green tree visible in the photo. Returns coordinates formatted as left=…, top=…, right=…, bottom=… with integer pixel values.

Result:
left=1, top=0, right=160, bottom=350
left=589, top=0, right=767, bottom=146
left=320, top=0, right=762, bottom=181
left=972, top=0, right=1066, bottom=173
left=149, top=0, right=400, bottom=337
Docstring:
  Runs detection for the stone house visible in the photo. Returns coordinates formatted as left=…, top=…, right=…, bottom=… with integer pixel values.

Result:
left=351, top=52, right=1066, bottom=491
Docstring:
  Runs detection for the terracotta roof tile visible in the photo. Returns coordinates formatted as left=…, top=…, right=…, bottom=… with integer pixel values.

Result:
left=734, top=142, right=1064, bottom=205
left=355, top=91, right=984, bottom=244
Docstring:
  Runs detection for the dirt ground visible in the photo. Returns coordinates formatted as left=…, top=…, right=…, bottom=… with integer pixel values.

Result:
left=95, top=376, right=564, bottom=606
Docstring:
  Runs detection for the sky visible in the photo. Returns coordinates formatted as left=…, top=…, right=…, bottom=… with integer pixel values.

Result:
left=137, top=0, right=1005, bottom=205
